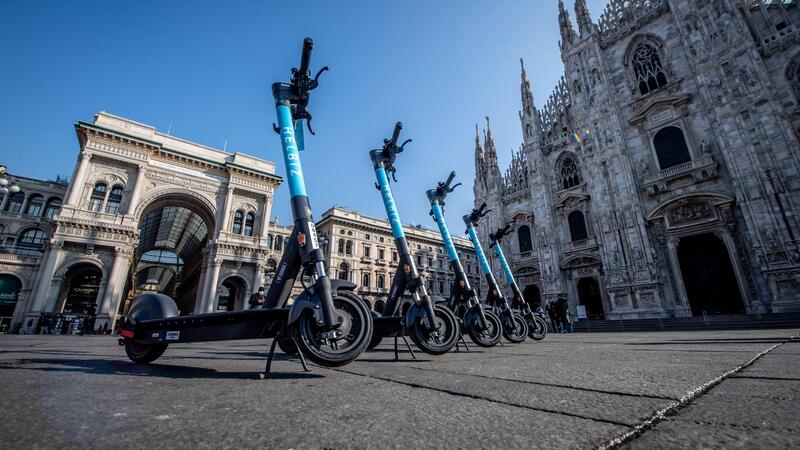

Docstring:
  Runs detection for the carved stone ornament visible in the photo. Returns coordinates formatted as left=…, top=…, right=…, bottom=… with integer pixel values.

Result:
left=667, top=201, right=712, bottom=226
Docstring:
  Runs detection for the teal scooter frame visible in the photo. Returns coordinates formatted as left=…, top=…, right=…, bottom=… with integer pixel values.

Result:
left=367, top=122, right=459, bottom=356
left=427, top=172, right=502, bottom=347
left=464, top=203, right=528, bottom=343
left=489, top=223, right=548, bottom=340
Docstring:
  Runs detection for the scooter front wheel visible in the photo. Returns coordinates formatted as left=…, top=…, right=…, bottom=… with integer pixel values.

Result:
left=408, top=305, right=458, bottom=355
left=277, top=337, right=298, bottom=355
left=502, top=312, right=528, bottom=343
left=293, top=291, right=373, bottom=367
left=465, top=309, right=502, bottom=347
left=528, top=315, right=548, bottom=340
left=124, top=341, right=168, bottom=364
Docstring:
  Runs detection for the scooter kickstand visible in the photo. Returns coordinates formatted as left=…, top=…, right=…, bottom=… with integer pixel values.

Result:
left=394, top=335, right=399, bottom=361
left=499, top=340, right=506, bottom=347
left=457, top=334, right=471, bottom=352
left=260, top=338, right=280, bottom=379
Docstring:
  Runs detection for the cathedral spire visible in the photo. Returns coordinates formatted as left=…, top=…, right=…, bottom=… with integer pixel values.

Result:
left=484, top=116, right=496, bottom=162
left=558, top=0, right=576, bottom=48
left=520, top=58, right=534, bottom=112
left=574, top=0, right=593, bottom=37
left=474, top=123, right=484, bottom=167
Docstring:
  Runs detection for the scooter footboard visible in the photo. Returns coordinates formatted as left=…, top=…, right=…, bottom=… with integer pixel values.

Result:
left=372, top=314, right=403, bottom=337
left=123, top=308, right=290, bottom=345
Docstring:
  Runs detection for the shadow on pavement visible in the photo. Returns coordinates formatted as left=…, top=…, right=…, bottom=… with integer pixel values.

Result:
left=0, top=357, right=323, bottom=380
left=625, top=337, right=789, bottom=345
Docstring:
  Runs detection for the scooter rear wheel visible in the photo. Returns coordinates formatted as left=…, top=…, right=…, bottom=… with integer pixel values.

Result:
left=124, top=341, right=168, bottom=364
left=277, top=337, right=298, bottom=355
left=528, top=315, right=548, bottom=340
left=465, top=309, right=502, bottom=347
left=293, top=291, right=373, bottom=367
left=367, top=335, right=383, bottom=350
left=502, top=312, right=528, bottom=343
left=408, top=305, right=458, bottom=355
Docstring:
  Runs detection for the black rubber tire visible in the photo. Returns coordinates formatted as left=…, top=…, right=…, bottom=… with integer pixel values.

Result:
left=502, top=312, right=528, bottom=343
left=465, top=309, right=502, bottom=348
left=124, top=341, right=168, bottom=364
left=408, top=305, right=459, bottom=355
left=367, top=335, right=383, bottom=350
left=293, top=291, right=373, bottom=367
left=528, top=315, right=548, bottom=340
left=277, top=337, right=298, bottom=355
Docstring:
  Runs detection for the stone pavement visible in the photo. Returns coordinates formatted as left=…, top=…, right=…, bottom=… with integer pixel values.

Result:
left=0, top=329, right=797, bottom=449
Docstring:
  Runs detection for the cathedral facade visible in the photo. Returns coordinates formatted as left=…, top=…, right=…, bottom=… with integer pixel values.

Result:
left=473, top=0, right=800, bottom=320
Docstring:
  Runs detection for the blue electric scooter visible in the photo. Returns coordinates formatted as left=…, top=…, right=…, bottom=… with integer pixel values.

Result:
left=489, top=223, right=547, bottom=340
left=367, top=122, right=459, bottom=356
left=464, top=203, right=528, bottom=343
left=427, top=172, right=502, bottom=347
left=119, top=38, right=374, bottom=374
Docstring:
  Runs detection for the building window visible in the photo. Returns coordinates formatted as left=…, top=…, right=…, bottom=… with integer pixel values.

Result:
left=363, top=246, right=371, bottom=258
left=427, top=257, right=433, bottom=267
left=244, top=212, right=255, bottom=236
left=105, top=185, right=124, bottom=214
left=275, top=235, right=283, bottom=251
left=653, top=126, right=692, bottom=170
left=632, top=44, right=668, bottom=96
left=17, top=228, right=46, bottom=253
left=338, top=238, right=345, bottom=254
left=568, top=211, right=588, bottom=242
left=558, top=157, right=582, bottom=190
left=517, top=225, right=533, bottom=253
left=439, top=282, right=445, bottom=294
left=89, top=182, right=107, bottom=212
left=232, top=210, right=244, bottom=234
left=377, top=274, right=385, bottom=289
left=43, top=197, right=62, bottom=219
left=378, top=248, right=385, bottom=260
left=25, top=194, right=44, bottom=216
left=338, top=262, right=350, bottom=281
left=362, top=273, right=370, bottom=287
left=268, top=234, right=274, bottom=249
left=4, top=191, right=25, bottom=213
left=416, top=255, right=422, bottom=266
left=392, top=251, right=398, bottom=262
left=345, top=240, right=353, bottom=255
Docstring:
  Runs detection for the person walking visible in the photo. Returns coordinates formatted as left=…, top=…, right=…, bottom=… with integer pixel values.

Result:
left=557, top=296, right=571, bottom=333
left=248, top=287, right=266, bottom=309
left=546, top=301, right=559, bottom=333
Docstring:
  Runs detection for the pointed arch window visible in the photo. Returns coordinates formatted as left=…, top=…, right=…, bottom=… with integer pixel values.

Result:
left=232, top=210, right=244, bottom=234
left=244, top=212, right=255, bottom=236
left=568, top=211, right=588, bottom=242
left=517, top=225, right=533, bottom=253
left=89, top=182, right=107, bottom=212
left=653, top=126, right=691, bottom=170
left=558, top=156, right=582, bottom=190
left=632, top=44, right=668, bottom=96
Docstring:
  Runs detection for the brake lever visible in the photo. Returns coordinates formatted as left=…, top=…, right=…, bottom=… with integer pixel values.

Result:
left=313, top=66, right=329, bottom=86
left=396, top=139, right=412, bottom=154
left=306, top=113, right=315, bottom=135
left=272, top=123, right=280, bottom=134
left=391, top=169, right=398, bottom=183
left=448, top=182, right=462, bottom=193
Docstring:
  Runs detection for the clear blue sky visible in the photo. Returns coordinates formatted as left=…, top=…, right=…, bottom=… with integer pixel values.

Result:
left=1, top=0, right=606, bottom=228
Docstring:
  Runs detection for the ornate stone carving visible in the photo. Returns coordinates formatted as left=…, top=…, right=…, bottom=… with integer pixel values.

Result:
left=667, top=201, right=712, bottom=226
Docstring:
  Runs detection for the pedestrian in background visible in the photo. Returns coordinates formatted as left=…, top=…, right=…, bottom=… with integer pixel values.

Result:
left=546, top=301, right=559, bottom=333
left=249, top=287, right=266, bottom=309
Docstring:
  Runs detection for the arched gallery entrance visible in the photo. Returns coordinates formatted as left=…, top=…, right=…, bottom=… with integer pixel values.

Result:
left=577, top=277, right=604, bottom=320
left=522, top=285, right=541, bottom=309
left=677, top=233, right=745, bottom=315
left=59, top=263, right=102, bottom=314
left=217, top=277, right=247, bottom=312
left=129, top=194, right=215, bottom=315
left=0, top=274, right=22, bottom=332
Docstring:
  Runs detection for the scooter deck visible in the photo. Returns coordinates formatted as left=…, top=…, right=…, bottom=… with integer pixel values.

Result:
left=123, top=308, right=290, bottom=345
left=372, top=314, right=404, bottom=337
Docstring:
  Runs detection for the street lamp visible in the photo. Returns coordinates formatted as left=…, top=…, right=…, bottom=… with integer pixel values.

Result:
left=0, top=166, right=20, bottom=195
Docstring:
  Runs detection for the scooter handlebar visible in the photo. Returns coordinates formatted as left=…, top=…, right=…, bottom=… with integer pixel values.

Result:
left=299, top=37, right=314, bottom=77
left=390, top=122, right=402, bottom=147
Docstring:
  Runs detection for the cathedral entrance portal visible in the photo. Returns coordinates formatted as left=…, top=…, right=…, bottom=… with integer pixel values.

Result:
left=523, top=285, right=542, bottom=309
left=577, top=277, right=604, bottom=320
left=677, top=233, right=745, bottom=316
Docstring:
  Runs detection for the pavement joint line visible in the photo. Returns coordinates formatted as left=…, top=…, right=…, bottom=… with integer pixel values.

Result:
left=406, top=366, right=679, bottom=401
left=676, top=419, right=798, bottom=434
left=597, top=333, right=798, bottom=450
left=731, top=374, right=800, bottom=381
left=329, top=366, right=634, bottom=428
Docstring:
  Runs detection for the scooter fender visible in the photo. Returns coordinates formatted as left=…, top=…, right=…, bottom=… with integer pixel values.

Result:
left=286, top=279, right=358, bottom=327
left=499, top=308, right=515, bottom=330
left=403, top=296, right=444, bottom=331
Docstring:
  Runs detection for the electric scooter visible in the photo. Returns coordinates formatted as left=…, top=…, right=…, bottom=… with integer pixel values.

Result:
left=366, top=122, right=459, bottom=356
left=489, top=223, right=547, bottom=340
left=119, top=38, right=374, bottom=374
left=463, top=203, right=528, bottom=343
left=426, top=172, right=502, bottom=347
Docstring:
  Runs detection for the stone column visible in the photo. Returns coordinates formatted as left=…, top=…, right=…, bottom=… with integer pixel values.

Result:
left=65, top=151, right=91, bottom=207
left=717, top=229, right=753, bottom=312
left=43, top=276, right=65, bottom=313
left=127, top=164, right=147, bottom=215
left=26, top=241, right=64, bottom=320
left=198, top=258, right=222, bottom=313
left=98, top=248, right=127, bottom=318
left=260, top=194, right=273, bottom=243
left=106, top=249, right=133, bottom=330
left=218, top=187, right=235, bottom=234
left=252, top=263, right=265, bottom=298
left=0, top=192, right=8, bottom=211
left=666, top=238, right=689, bottom=308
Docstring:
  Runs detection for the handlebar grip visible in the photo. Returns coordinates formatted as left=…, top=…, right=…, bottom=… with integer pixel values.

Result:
left=299, top=37, right=314, bottom=76
left=391, top=122, right=403, bottom=147
left=444, top=171, right=456, bottom=188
